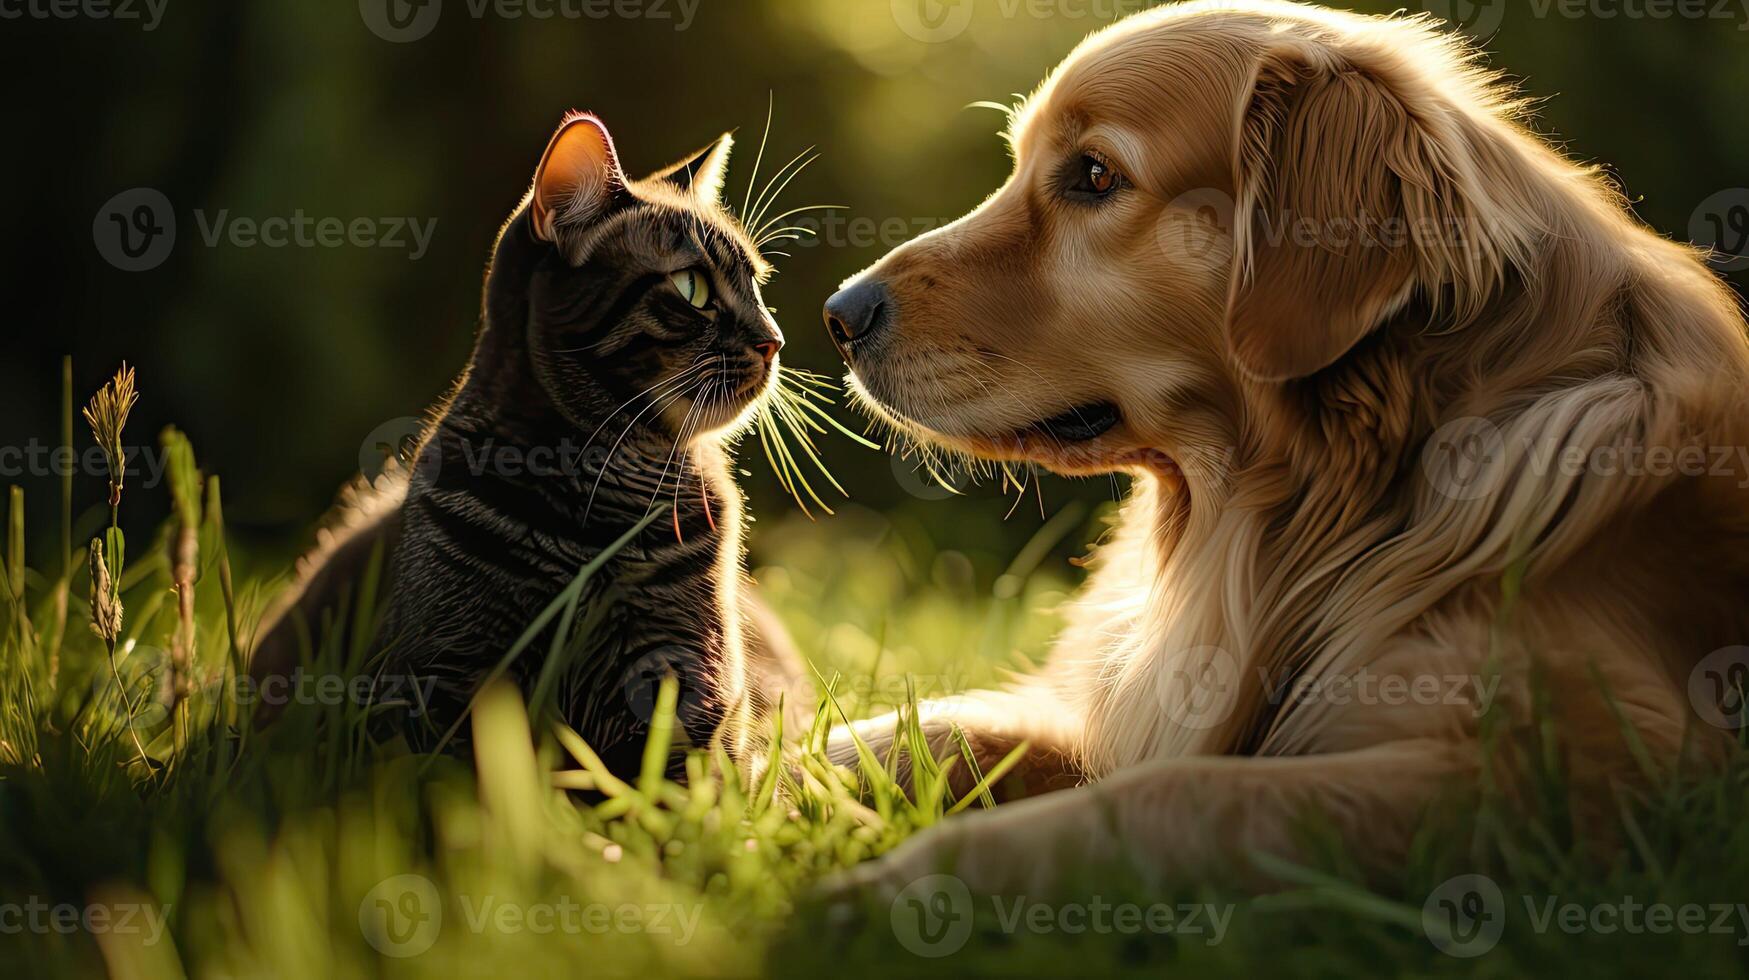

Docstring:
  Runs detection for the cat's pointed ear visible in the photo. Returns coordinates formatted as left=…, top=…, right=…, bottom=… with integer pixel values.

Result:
left=531, top=112, right=626, bottom=242
left=647, top=132, right=734, bottom=206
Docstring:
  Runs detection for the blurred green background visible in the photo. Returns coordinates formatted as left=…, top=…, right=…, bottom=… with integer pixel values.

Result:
left=2, top=0, right=1745, bottom=559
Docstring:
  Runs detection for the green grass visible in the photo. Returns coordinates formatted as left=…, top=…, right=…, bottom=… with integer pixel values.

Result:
left=4, top=385, right=1749, bottom=978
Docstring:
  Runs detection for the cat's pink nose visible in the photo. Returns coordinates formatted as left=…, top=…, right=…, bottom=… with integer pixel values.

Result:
left=753, top=339, right=783, bottom=364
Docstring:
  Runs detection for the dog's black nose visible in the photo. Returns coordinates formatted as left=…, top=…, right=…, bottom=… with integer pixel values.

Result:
left=824, top=279, right=891, bottom=358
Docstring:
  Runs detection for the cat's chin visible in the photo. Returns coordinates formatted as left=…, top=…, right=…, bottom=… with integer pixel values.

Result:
left=666, top=394, right=764, bottom=446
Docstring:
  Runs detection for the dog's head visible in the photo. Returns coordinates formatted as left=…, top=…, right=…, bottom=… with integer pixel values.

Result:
left=827, top=2, right=1536, bottom=480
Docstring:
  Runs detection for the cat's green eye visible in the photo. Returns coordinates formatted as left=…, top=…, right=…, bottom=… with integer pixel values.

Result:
left=670, top=269, right=711, bottom=309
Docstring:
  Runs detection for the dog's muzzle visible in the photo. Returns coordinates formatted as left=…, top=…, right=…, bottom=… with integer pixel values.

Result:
left=824, top=278, right=892, bottom=359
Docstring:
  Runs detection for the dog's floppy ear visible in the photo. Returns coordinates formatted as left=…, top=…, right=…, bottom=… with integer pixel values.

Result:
left=1225, top=44, right=1507, bottom=381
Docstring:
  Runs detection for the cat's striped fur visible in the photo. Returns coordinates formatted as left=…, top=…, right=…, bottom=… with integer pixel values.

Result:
left=250, top=114, right=801, bottom=777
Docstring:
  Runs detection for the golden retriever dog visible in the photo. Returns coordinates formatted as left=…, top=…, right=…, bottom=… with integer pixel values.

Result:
left=821, top=0, right=1749, bottom=896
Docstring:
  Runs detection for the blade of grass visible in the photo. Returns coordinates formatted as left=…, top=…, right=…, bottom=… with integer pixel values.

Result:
left=205, top=477, right=241, bottom=674
left=750, top=698, right=784, bottom=817
left=554, top=722, right=638, bottom=799
left=945, top=737, right=1031, bottom=816
left=7, top=487, right=29, bottom=653
left=811, top=662, right=894, bottom=822
left=50, top=355, right=72, bottom=686
left=527, top=567, right=605, bottom=726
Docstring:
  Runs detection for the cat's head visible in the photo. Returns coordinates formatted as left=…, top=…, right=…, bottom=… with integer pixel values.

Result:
left=499, top=112, right=784, bottom=443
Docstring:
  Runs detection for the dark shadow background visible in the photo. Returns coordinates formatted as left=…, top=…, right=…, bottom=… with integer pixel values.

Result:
left=1, top=0, right=1744, bottom=558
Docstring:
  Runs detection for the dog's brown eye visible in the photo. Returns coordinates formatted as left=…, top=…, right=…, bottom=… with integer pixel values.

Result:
left=1087, top=158, right=1116, bottom=194
left=1067, top=155, right=1121, bottom=201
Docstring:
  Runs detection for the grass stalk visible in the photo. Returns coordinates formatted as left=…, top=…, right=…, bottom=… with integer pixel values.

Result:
left=42, top=355, right=73, bottom=690
left=82, top=365, right=151, bottom=776
left=7, top=487, right=28, bottom=654
left=161, top=428, right=202, bottom=705
left=205, top=477, right=241, bottom=674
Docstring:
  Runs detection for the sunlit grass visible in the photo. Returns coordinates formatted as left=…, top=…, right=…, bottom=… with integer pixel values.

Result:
left=0, top=472, right=1091, bottom=977
left=6, top=366, right=1749, bottom=978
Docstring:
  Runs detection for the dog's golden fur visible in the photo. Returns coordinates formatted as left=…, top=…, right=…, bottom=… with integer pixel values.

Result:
left=829, top=0, right=1749, bottom=894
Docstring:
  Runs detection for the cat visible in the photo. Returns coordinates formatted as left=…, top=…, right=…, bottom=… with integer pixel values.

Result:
left=249, top=112, right=804, bottom=777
